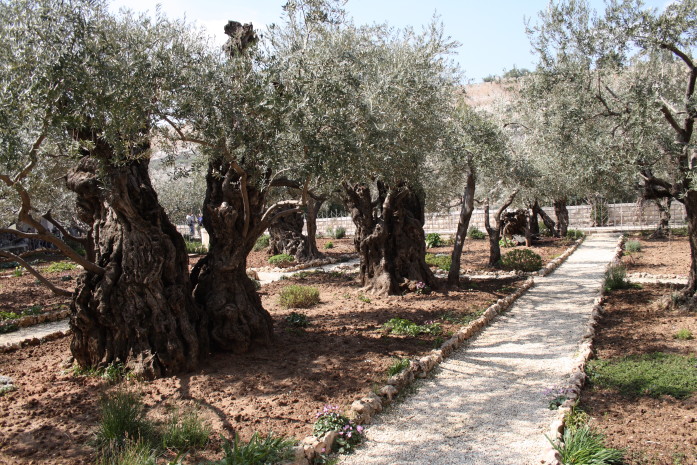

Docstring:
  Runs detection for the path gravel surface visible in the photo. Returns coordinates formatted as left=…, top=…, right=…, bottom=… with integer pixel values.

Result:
left=341, top=233, right=620, bottom=465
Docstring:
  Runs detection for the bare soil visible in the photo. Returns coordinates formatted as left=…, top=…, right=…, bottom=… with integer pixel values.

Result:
left=621, top=234, right=690, bottom=276
left=579, top=284, right=697, bottom=464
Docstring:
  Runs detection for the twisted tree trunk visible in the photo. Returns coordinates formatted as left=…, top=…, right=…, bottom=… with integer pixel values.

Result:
left=529, top=201, right=540, bottom=236
left=305, top=196, right=326, bottom=259
left=484, top=191, right=517, bottom=267
left=343, top=181, right=434, bottom=295
left=448, top=170, right=475, bottom=286
left=533, top=201, right=557, bottom=237
left=191, top=160, right=273, bottom=353
left=553, top=198, right=569, bottom=237
left=651, top=197, right=672, bottom=239
left=268, top=206, right=311, bottom=260
left=66, top=153, right=207, bottom=379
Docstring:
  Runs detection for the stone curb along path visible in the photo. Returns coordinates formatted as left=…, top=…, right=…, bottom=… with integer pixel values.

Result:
left=336, top=233, right=620, bottom=465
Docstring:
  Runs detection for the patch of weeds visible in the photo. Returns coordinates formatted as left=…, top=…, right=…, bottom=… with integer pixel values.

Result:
left=96, top=390, right=155, bottom=450
left=22, top=305, right=42, bottom=315
left=671, top=227, right=689, bottom=237
left=500, top=249, right=543, bottom=272
left=425, top=253, right=451, bottom=271
left=0, top=384, right=17, bottom=396
left=549, top=425, right=624, bottom=465
left=253, top=234, right=270, bottom=251
left=96, top=437, right=158, bottom=465
left=467, top=226, right=486, bottom=240
left=161, top=407, right=210, bottom=452
left=433, top=336, right=444, bottom=348
left=0, top=311, right=20, bottom=321
left=184, top=240, right=207, bottom=255
left=0, top=261, right=19, bottom=269
left=0, top=324, right=19, bottom=334
left=425, top=233, right=443, bottom=248
left=285, top=311, right=310, bottom=328
left=414, top=281, right=431, bottom=295
left=539, top=222, right=553, bottom=237
left=387, top=358, right=410, bottom=376
left=673, top=328, right=694, bottom=340
left=459, top=309, right=486, bottom=325
left=313, top=405, right=363, bottom=455
left=327, top=227, right=346, bottom=239
left=587, top=352, right=697, bottom=399
left=269, top=254, right=295, bottom=266
left=44, top=261, right=77, bottom=273
left=357, top=295, right=371, bottom=303
left=564, top=406, right=591, bottom=431
left=279, top=285, right=320, bottom=308
left=12, top=266, right=24, bottom=277
left=499, top=236, right=516, bottom=248
left=324, top=241, right=334, bottom=249
left=383, top=318, right=441, bottom=337
left=71, top=362, right=130, bottom=383
left=566, top=229, right=585, bottom=240
left=211, top=432, right=295, bottom=465
left=624, top=240, right=642, bottom=254
left=603, top=264, right=633, bottom=292
left=542, top=386, right=573, bottom=410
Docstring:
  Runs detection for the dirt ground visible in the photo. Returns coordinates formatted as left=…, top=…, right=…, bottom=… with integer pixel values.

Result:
left=621, top=233, right=690, bottom=276
left=579, top=284, right=697, bottom=464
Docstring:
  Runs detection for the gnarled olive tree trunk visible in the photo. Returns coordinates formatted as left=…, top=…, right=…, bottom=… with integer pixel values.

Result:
left=191, top=160, right=273, bottom=353
left=533, top=201, right=556, bottom=236
left=66, top=153, right=208, bottom=379
left=448, top=171, right=475, bottom=286
left=484, top=191, right=517, bottom=267
left=651, top=197, right=672, bottom=239
left=553, top=198, right=569, bottom=237
left=305, top=196, right=326, bottom=259
left=529, top=201, right=540, bottom=236
left=343, top=181, right=435, bottom=295
left=269, top=206, right=311, bottom=259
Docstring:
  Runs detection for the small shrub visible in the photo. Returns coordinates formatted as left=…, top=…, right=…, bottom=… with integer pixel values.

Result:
left=383, top=318, right=442, bottom=337
left=214, top=432, right=295, bottom=465
left=671, top=226, right=689, bottom=237
left=499, top=236, right=516, bottom=248
left=425, top=233, right=442, bottom=248
left=603, top=264, right=630, bottom=292
left=72, top=362, right=129, bottom=383
left=0, top=311, right=20, bottom=321
left=184, top=240, right=207, bottom=254
left=285, top=311, right=310, bottom=327
left=44, top=261, right=77, bottom=273
left=539, top=222, right=552, bottom=237
left=279, top=285, right=320, bottom=308
left=467, top=226, right=486, bottom=240
left=96, top=438, right=157, bottom=465
left=324, top=241, right=334, bottom=249
left=96, top=390, right=154, bottom=449
left=566, top=229, right=585, bottom=240
left=387, top=358, right=410, bottom=376
left=313, top=405, right=364, bottom=455
left=327, top=227, right=346, bottom=239
left=673, top=329, right=694, bottom=340
left=23, top=305, right=42, bottom=315
left=624, top=240, right=642, bottom=254
left=0, top=261, right=19, bottom=270
left=12, top=267, right=24, bottom=277
left=253, top=234, right=270, bottom=251
left=358, top=295, right=371, bottom=303
left=549, top=425, right=624, bottom=465
left=0, top=324, right=18, bottom=334
left=425, top=253, right=451, bottom=271
left=414, top=281, right=431, bottom=295
left=500, top=249, right=543, bottom=272
left=268, top=254, right=295, bottom=266
left=587, top=352, right=697, bottom=399
left=542, top=386, right=573, bottom=410
left=161, top=408, right=210, bottom=451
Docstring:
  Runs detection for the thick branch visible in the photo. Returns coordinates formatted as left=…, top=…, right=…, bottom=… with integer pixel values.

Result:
left=660, top=104, right=688, bottom=138
left=42, top=211, right=87, bottom=244
left=0, top=250, right=72, bottom=297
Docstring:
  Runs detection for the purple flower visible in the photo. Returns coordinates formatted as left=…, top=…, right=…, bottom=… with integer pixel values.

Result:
left=357, top=425, right=364, bottom=433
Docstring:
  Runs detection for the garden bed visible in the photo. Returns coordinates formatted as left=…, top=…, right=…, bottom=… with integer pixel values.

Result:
left=620, top=233, right=690, bottom=277
left=0, top=269, right=527, bottom=464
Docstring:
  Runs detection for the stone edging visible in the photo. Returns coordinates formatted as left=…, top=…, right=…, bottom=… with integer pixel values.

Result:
left=0, top=327, right=72, bottom=354
left=538, top=234, right=625, bottom=465
left=251, top=254, right=357, bottom=274
left=0, top=307, right=70, bottom=332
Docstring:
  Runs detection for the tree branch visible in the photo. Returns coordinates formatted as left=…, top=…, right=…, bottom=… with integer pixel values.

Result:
left=42, top=211, right=87, bottom=244
left=0, top=250, right=72, bottom=297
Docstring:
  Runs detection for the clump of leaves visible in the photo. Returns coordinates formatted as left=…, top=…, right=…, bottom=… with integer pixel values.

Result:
left=549, top=425, right=624, bottom=465
left=184, top=240, right=207, bottom=255
left=383, top=318, right=441, bottom=337
left=624, top=239, right=642, bottom=254
left=387, top=358, right=410, bottom=376
left=161, top=408, right=210, bottom=451
left=498, top=237, right=516, bottom=248
left=213, top=432, right=295, bottom=465
left=0, top=311, right=20, bottom=321
left=358, top=295, right=371, bottom=303
left=44, top=261, right=77, bottom=273
left=542, top=386, right=573, bottom=410
left=500, top=249, right=543, bottom=272
left=72, top=362, right=129, bottom=383
left=279, top=285, right=320, bottom=308
left=425, top=253, right=451, bottom=271
left=603, top=264, right=632, bottom=292
left=674, top=328, right=694, bottom=340
left=285, top=311, right=310, bottom=327
left=254, top=234, right=270, bottom=251
left=313, top=405, right=364, bottom=455
left=566, top=229, right=585, bottom=240
left=327, top=227, right=346, bottom=239
left=425, top=233, right=442, bottom=248
left=324, top=241, right=334, bottom=249
left=12, top=266, right=24, bottom=277
left=467, top=226, right=486, bottom=240
left=268, top=254, right=295, bottom=266
left=96, top=390, right=155, bottom=450
left=587, top=353, right=697, bottom=399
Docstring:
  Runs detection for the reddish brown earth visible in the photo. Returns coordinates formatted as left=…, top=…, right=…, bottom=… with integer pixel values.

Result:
left=579, top=285, right=697, bottom=464
left=621, top=234, right=690, bottom=276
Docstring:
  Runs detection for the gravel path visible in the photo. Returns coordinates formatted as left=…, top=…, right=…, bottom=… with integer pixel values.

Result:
left=341, top=233, right=620, bottom=465
left=0, top=318, right=69, bottom=347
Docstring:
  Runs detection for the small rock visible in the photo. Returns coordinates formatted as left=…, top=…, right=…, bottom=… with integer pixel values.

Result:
left=380, top=385, right=398, bottom=401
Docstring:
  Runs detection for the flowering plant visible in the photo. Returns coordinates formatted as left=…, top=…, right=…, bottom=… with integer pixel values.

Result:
left=312, top=405, right=364, bottom=454
left=542, top=386, right=573, bottom=410
left=415, top=281, right=431, bottom=295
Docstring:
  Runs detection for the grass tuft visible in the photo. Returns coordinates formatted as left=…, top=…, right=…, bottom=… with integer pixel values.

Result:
left=383, top=318, right=441, bottom=337
left=549, top=425, right=624, bottom=465
left=268, top=254, right=295, bottom=266
left=96, top=390, right=154, bottom=449
left=279, top=285, right=320, bottom=308
left=674, top=328, right=694, bottom=340
left=161, top=408, right=210, bottom=451
left=44, top=261, right=77, bottom=273
left=387, top=358, right=410, bottom=376
left=624, top=240, right=642, bottom=254
left=211, top=432, right=295, bottom=465
left=603, top=264, right=633, bottom=292
left=425, top=253, right=451, bottom=271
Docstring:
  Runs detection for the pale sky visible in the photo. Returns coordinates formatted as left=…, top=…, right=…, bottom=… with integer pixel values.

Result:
left=109, top=0, right=669, bottom=82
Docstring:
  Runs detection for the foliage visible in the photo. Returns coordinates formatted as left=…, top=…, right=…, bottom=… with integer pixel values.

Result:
left=542, top=386, right=573, bottom=410
left=327, top=227, right=346, bottom=239
left=425, top=233, right=443, bottom=248
left=96, top=438, right=158, bottom=465
left=624, top=240, right=642, bottom=254
left=498, top=237, right=516, bottom=248
left=212, top=432, right=295, bottom=465
left=387, top=358, right=410, bottom=377
left=539, top=222, right=552, bottom=237
left=0, top=324, right=18, bottom=334
left=565, top=229, right=585, bottom=241
left=279, top=285, right=320, bottom=309
left=673, top=329, right=694, bottom=340
left=425, top=253, right=451, bottom=271
left=549, top=426, right=624, bottom=465
left=383, top=318, right=442, bottom=337
left=96, top=390, right=154, bottom=450
left=285, top=312, right=310, bottom=328
left=324, top=241, right=334, bottom=249
left=671, top=227, right=689, bottom=237
left=467, top=227, right=486, bottom=240
left=44, top=261, right=77, bottom=273
left=161, top=408, right=210, bottom=451
left=500, top=249, right=543, bottom=272
left=12, top=267, right=24, bottom=277
left=268, top=254, right=295, bottom=266
left=357, top=295, right=371, bottom=303
left=72, top=362, right=129, bottom=383
left=603, top=264, right=631, bottom=292
left=313, top=405, right=364, bottom=455
left=254, top=234, right=270, bottom=252
left=414, top=281, right=431, bottom=295
left=184, top=240, right=207, bottom=255
left=587, top=353, right=697, bottom=399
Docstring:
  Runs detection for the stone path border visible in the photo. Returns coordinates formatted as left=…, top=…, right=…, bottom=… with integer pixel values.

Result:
left=0, top=318, right=70, bottom=353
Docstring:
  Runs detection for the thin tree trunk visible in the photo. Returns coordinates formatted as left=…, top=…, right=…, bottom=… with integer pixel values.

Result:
left=448, top=171, right=475, bottom=286
left=651, top=197, right=672, bottom=239
left=305, top=196, right=326, bottom=259
left=683, top=191, right=697, bottom=301
left=553, top=198, right=569, bottom=237
left=533, top=201, right=557, bottom=237
left=484, top=191, right=517, bottom=267
left=67, top=154, right=207, bottom=379
left=343, top=181, right=435, bottom=295
left=529, top=202, right=540, bottom=236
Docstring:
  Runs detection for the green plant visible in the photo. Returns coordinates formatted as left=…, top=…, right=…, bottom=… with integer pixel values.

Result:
left=564, top=406, right=591, bottom=431
left=587, top=353, right=697, bottom=399
left=383, top=318, right=442, bottom=337
left=425, top=253, right=451, bottom=271
left=425, top=233, right=443, bottom=248
left=387, top=358, right=410, bottom=376
left=549, top=425, right=624, bottom=465
left=539, top=222, right=552, bottom=237
left=12, top=266, right=24, bottom=277
left=279, top=285, right=320, bottom=308
left=0, top=311, right=20, bottom=321
left=268, top=254, right=295, bottom=266
left=285, top=311, right=310, bottom=327
left=566, top=229, right=585, bottom=240
left=603, top=264, right=631, bottom=292
left=674, top=328, right=694, bottom=340
left=500, top=249, right=543, bottom=272
left=358, top=295, right=371, bottom=303
left=161, top=408, right=210, bottom=451
left=0, top=323, right=18, bottom=334
left=44, top=261, right=77, bottom=273
left=327, top=227, right=346, bottom=239
left=0, top=261, right=19, bottom=270
left=324, top=241, right=334, bottom=249
left=624, top=239, right=642, bottom=254
left=313, top=405, right=364, bottom=455
left=0, top=384, right=16, bottom=396
left=671, top=226, right=689, bottom=237
left=96, top=438, right=158, bottom=465
left=212, top=432, right=295, bottom=465
left=253, top=234, right=270, bottom=251
left=498, top=236, right=516, bottom=248
left=96, top=390, right=154, bottom=449
left=71, top=362, right=129, bottom=383
left=22, top=305, right=42, bottom=315
left=467, top=226, right=486, bottom=240
left=184, top=240, right=207, bottom=255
